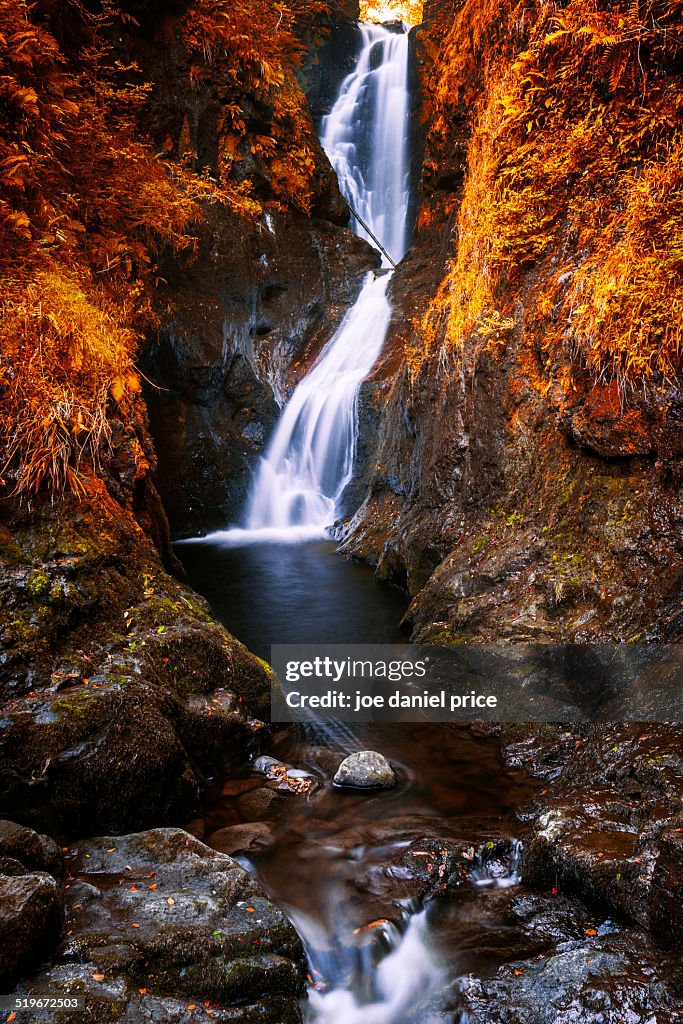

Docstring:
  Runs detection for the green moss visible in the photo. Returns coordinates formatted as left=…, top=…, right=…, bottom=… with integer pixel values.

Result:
left=27, top=569, right=50, bottom=598
left=425, top=628, right=476, bottom=645
left=4, top=612, right=41, bottom=646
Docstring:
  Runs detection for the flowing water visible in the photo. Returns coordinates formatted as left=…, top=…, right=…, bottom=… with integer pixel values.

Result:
left=241, top=273, right=392, bottom=539
left=202, top=20, right=411, bottom=544
left=198, top=724, right=537, bottom=1024
left=321, top=23, right=411, bottom=267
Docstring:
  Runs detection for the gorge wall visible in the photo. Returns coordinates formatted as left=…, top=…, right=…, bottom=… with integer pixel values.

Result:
left=341, top=0, right=683, bottom=645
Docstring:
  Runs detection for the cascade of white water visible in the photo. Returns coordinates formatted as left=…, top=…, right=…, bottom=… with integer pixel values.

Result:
left=244, top=273, right=392, bottom=537
left=321, top=24, right=411, bottom=267
left=305, top=911, right=445, bottom=1024
left=216, top=22, right=410, bottom=544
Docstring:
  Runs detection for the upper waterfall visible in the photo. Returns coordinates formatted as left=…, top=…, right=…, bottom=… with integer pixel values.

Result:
left=321, top=24, right=411, bottom=265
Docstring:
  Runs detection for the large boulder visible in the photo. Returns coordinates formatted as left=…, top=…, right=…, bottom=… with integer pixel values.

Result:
left=503, top=723, right=683, bottom=945
left=0, top=872, right=63, bottom=989
left=6, top=828, right=307, bottom=1023
left=0, top=820, right=65, bottom=989
left=448, top=892, right=682, bottom=1024
left=0, top=483, right=272, bottom=837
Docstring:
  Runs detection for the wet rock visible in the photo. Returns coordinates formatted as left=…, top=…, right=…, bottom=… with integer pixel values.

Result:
left=450, top=926, right=681, bottom=1024
left=298, top=2, right=361, bottom=128
left=208, top=823, right=277, bottom=856
left=143, top=204, right=380, bottom=536
left=0, top=871, right=63, bottom=988
left=509, top=724, right=683, bottom=945
left=253, top=756, right=289, bottom=775
left=237, top=788, right=284, bottom=821
left=0, top=820, right=63, bottom=878
left=333, top=750, right=396, bottom=788
left=6, top=828, right=306, bottom=1023
left=0, top=485, right=271, bottom=837
left=253, top=757, right=317, bottom=794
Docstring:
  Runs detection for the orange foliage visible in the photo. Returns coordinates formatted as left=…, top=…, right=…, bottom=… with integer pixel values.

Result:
left=179, top=0, right=330, bottom=214
left=0, top=0, right=329, bottom=497
left=416, top=0, right=683, bottom=386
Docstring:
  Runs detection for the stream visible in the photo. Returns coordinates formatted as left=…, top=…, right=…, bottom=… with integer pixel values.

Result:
left=196, top=724, right=538, bottom=1024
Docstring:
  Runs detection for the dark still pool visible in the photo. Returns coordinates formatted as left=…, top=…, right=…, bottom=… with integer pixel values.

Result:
left=175, top=538, right=408, bottom=659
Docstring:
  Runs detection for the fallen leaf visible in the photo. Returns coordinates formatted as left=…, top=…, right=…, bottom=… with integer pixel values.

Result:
left=167, top=897, right=175, bottom=905
left=352, top=918, right=389, bottom=935
left=149, top=883, right=158, bottom=890
left=93, top=972, right=105, bottom=981
left=584, top=928, right=597, bottom=936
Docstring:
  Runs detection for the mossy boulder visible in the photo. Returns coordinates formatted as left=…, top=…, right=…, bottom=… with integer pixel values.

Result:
left=0, top=820, right=66, bottom=988
left=0, top=483, right=273, bottom=836
left=6, top=829, right=306, bottom=1024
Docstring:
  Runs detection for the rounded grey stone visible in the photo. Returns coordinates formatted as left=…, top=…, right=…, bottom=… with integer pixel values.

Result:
left=333, top=750, right=396, bottom=789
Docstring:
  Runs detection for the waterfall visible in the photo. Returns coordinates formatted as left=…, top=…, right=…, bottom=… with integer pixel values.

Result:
left=244, top=274, right=392, bottom=537
left=304, top=911, right=445, bottom=1024
left=321, top=24, right=411, bottom=267
left=207, top=22, right=410, bottom=545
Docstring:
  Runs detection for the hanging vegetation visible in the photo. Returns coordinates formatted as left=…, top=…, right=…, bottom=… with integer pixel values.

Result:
left=0, top=0, right=330, bottom=497
left=416, top=0, right=683, bottom=388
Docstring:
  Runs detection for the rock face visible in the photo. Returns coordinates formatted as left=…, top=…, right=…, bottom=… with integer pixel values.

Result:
left=446, top=891, right=683, bottom=1024
left=143, top=206, right=379, bottom=536
left=0, top=821, right=64, bottom=989
left=6, top=828, right=307, bottom=1024
left=298, top=2, right=362, bottom=128
left=336, top=3, right=683, bottom=645
left=333, top=750, right=396, bottom=788
left=0, top=482, right=272, bottom=837
left=501, top=723, right=683, bottom=947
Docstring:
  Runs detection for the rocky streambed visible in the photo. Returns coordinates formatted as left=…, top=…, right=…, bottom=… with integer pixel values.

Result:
left=3, top=718, right=680, bottom=1023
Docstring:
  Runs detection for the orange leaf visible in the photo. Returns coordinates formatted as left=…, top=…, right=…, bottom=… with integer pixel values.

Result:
left=584, top=928, right=597, bottom=936
left=93, top=973, right=105, bottom=981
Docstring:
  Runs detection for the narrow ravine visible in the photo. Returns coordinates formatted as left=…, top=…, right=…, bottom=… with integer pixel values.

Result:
left=179, top=22, right=479, bottom=1021
left=175, top=19, right=680, bottom=1024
